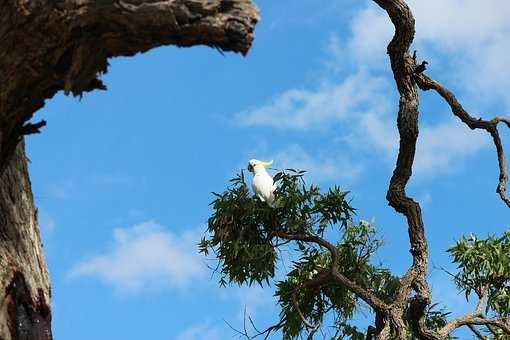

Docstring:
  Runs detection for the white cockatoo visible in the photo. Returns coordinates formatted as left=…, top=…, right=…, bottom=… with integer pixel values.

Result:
left=247, top=159, right=277, bottom=207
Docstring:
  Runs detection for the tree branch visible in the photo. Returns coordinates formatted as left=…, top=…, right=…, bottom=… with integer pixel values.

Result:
left=415, top=73, right=510, bottom=208
left=467, top=324, right=487, bottom=340
left=365, top=325, right=377, bottom=340
left=455, top=317, right=510, bottom=335
left=20, top=120, right=47, bottom=136
left=436, top=289, right=510, bottom=338
left=438, top=288, right=487, bottom=337
left=0, top=0, right=259, bottom=173
left=273, top=231, right=389, bottom=314
left=486, top=323, right=501, bottom=337
left=370, top=0, right=432, bottom=337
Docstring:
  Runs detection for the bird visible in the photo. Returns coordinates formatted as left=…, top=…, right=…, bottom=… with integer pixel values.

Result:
left=247, top=159, right=277, bottom=207
left=414, top=60, right=428, bottom=74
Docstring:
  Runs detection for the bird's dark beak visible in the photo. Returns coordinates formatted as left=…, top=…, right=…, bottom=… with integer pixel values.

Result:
left=247, top=164, right=253, bottom=172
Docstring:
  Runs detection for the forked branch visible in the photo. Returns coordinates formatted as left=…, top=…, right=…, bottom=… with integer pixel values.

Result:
left=273, top=231, right=389, bottom=314
left=438, top=288, right=487, bottom=337
left=467, top=324, right=487, bottom=340
left=415, top=73, right=510, bottom=207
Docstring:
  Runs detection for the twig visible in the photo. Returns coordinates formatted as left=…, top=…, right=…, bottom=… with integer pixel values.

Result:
left=467, top=324, right=487, bottom=340
left=20, top=120, right=46, bottom=135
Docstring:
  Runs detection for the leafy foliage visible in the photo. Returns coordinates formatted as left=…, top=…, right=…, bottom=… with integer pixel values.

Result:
left=199, top=170, right=356, bottom=286
left=200, top=169, right=508, bottom=338
left=199, top=170, right=400, bottom=338
left=449, top=232, right=510, bottom=316
left=275, top=221, right=400, bottom=339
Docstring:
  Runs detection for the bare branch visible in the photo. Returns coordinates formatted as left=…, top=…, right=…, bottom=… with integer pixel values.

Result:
left=486, top=324, right=500, bottom=336
left=415, top=73, right=510, bottom=208
left=459, top=317, right=510, bottom=335
left=467, top=324, right=487, bottom=340
left=224, top=312, right=286, bottom=340
left=439, top=288, right=488, bottom=337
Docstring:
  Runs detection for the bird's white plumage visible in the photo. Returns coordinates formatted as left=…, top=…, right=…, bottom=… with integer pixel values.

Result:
left=247, top=159, right=277, bottom=207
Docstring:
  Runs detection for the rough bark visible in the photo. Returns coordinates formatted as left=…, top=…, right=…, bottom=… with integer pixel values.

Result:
left=370, top=1, right=510, bottom=339
left=365, top=1, right=432, bottom=338
left=0, top=143, right=51, bottom=340
left=0, top=1, right=258, bottom=339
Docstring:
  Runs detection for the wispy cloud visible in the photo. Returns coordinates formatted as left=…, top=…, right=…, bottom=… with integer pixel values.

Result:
left=352, top=113, right=490, bottom=177
left=345, top=6, right=393, bottom=65
left=235, top=285, right=274, bottom=322
left=68, top=221, right=205, bottom=293
left=235, top=1, right=503, bottom=180
left=415, top=120, right=489, bottom=176
left=348, top=0, right=510, bottom=108
left=235, top=70, right=389, bottom=131
left=270, top=144, right=363, bottom=184
left=409, top=0, right=510, bottom=49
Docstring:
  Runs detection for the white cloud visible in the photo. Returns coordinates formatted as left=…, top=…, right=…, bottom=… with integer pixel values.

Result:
left=235, top=70, right=389, bottom=130
left=355, top=112, right=489, bottom=177
left=238, top=72, right=489, bottom=178
left=270, top=144, right=363, bottom=183
left=236, top=1, right=502, bottom=180
left=346, top=0, right=510, bottom=108
left=68, top=221, right=205, bottom=293
left=415, top=120, right=489, bottom=176
left=409, top=0, right=510, bottom=50
left=356, top=112, right=398, bottom=156
left=346, top=6, right=393, bottom=64
left=345, top=0, right=510, bottom=64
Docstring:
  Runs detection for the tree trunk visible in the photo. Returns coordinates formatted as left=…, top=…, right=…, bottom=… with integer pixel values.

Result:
left=0, top=1, right=259, bottom=339
left=0, top=142, right=51, bottom=340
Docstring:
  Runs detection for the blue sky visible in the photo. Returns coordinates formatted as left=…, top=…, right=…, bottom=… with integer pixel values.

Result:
left=26, top=0, right=510, bottom=339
